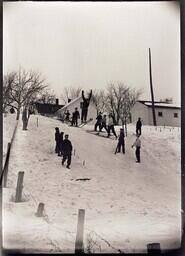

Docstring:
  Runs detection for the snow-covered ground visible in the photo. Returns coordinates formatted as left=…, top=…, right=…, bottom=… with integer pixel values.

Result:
left=3, top=114, right=181, bottom=253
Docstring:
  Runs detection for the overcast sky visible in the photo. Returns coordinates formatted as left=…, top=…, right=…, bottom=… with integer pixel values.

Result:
left=3, top=1, right=180, bottom=104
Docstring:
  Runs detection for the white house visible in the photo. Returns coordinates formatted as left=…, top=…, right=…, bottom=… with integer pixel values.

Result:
left=131, top=100, right=181, bottom=127
left=56, top=96, right=97, bottom=124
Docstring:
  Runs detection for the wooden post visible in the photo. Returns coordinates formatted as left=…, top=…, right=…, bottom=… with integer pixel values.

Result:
left=37, top=117, right=38, bottom=127
left=147, top=243, right=161, bottom=255
left=74, top=149, right=76, bottom=156
left=3, top=142, right=11, bottom=187
left=15, top=172, right=24, bottom=202
left=83, top=160, right=85, bottom=166
left=75, top=209, right=85, bottom=254
left=36, top=203, right=45, bottom=217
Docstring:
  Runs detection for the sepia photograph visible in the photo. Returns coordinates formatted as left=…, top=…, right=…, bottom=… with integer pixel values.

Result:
left=2, top=1, right=181, bottom=254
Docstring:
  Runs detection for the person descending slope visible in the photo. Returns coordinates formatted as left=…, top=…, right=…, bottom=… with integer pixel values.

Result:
left=107, top=113, right=117, bottom=139
left=132, top=134, right=141, bottom=163
left=115, top=128, right=125, bottom=154
left=94, top=112, right=103, bottom=131
left=62, top=134, right=73, bottom=169
left=81, top=89, right=92, bottom=123
left=100, top=114, right=108, bottom=132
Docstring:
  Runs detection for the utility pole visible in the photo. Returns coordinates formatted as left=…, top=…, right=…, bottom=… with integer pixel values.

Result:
left=149, top=48, right=157, bottom=126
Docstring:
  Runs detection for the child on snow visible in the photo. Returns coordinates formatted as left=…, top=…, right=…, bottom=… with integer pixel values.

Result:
left=62, top=134, right=73, bottom=169
left=116, top=128, right=125, bottom=154
left=132, top=134, right=141, bottom=163
left=55, top=127, right=60, bottom=154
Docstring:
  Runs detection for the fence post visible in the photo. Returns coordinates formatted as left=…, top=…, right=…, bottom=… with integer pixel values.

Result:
left=36, top=203, right=45, bottom=217
left=3, top=142, right=11, bottom=187
left=83, top=160, right=85, bottom=166
left=37, top=117, right=38, bottom=127
left=15, top=172, right=24, bottom=202
left=75, top=209, right=85, bottom=254
left=147, top=243, right=161, bottom=255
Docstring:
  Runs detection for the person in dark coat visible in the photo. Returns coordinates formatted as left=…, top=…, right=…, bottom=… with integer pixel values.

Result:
left=132, top=134, right=141, bottom=163
left=116, top=128, right=125, bottom=154
left=136, top=117, right=142, bottom=135
left=81, top=90, right=92, bottom=123
left=10, top=107, right=15, bottom=114
left=59, top=131, right=64, bottom=156
left=71, top=107, right=80, bottom=127
left=55, top=127, right=60, bottom=154
left=62, top=134, right=73, bottom=169
left=100, top=114, right=108, bottom=132
left=94, top=112, right=103, bottom=131
left=107, top=113, right=117, bottom=139
left=65, top=110, right=70, bottom=123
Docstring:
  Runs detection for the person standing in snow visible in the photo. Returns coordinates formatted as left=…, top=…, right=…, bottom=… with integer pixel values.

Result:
left=62, top=134, right=73, bottom=169
left=132, top=134, right=141, bottom=163
left=55, top=127, right=60, bottom=154
left=107, top=113, right=117, bottom=139
left=115, top=128, right=125, bottom=154
left=136, top=117, right=142, bottom=135
left=100, top=114, right=108, bottom=132
left=94, top=112, right=103, bottom=131
left=81, top=89, right=92, bottom=123
left=71, top=107, right=80, bottom=127
left=59, top=131, right=64, bottom=156
left=65, top=110, right=71, bottom=123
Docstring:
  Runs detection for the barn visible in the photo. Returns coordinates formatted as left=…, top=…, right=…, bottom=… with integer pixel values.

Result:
left=56, top=96, right=97, bottom=124
left=131, top=100, right=181, bottom=127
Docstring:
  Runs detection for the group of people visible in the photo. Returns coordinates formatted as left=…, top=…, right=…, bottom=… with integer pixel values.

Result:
left=63, top=89, right=92, bottom=127
left=55, top=127, right=73, bottom=169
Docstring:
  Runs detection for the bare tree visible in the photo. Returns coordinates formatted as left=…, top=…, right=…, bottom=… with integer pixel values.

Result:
left=106, top=81, right=141, bottom=125
left=4, top=68, right=47, bottom=120
left=36, top=89, right=56, bottom=104
left=3, top=72, right=17, bottom=112
left=60, top=86, right=82, bottom=104
left=91, top=89, right=107, bottom=114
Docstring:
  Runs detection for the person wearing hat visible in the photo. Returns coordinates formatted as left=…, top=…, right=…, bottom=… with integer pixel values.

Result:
left=107, top=113, right=117, bottom=139
left=94, top=111, right=103, bottom=131
left=136, top=117, right=142, bottom=135
left=71, top=107, right=80, bottom=127
left=132, top=134, right=141, bottom=163
left=61, top=134, right=73, bottom=169
left=55, top=127, right=60, bottom=154
left=100, top=114, right=108, bottom=132
left=115, top=128, right=125, bottom=154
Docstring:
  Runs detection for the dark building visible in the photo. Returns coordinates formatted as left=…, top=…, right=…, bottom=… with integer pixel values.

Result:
left=35, top=99, right=64, bottom=115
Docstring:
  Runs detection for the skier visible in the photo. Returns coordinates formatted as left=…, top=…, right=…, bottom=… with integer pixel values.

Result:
left=100, top=114, right=108, bottom=132
left=81, top=89, right=92, bottom=123
left=136, top=117, right=142, bottom=135
left=55, top=127, right=60, bottom=154
left=61, top=134, right=73, bottom=169
left=71, top=107, right=80, bottom=127
left=115, top=128, right=125, bottom=154
left=59, top=131, right=64, bottom=156
left=107, top=113, right=117, bottom=139
left=65, top=110, right=71, bottom=123
left=131, top=134, right=141, bottom=163
left=94, top=112, right=103, bottom=131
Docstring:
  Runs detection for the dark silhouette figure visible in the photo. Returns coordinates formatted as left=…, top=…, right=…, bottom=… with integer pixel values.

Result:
left=65, top=110, right=70, bottom=122
left=136, top=117, right=142, bottom=135
left=100, top=114, right=108, bottom=132
left=55, top=127, right=60, bottom=154
left=71, top=107, right=80, bottom=127
left=116, top=128, right=125, bottom=154
left=62, top=134, right=73, bottom=169
left=94, top=112, right=103, bottom=131
left=59, top=131, right=64, bottom=156
left=10, top=107, right=15, bottom=114
left=107, top=113, right=117, bottom=139
left=81, top=90, right=92, bottom=123
left=132, top=134, right=141, bottom=163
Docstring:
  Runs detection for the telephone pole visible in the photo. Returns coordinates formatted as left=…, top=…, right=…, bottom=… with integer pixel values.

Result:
left=149, top=48, right=157, bottom=126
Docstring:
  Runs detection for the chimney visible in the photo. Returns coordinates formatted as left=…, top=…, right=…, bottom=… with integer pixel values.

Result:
left=68, top=98, right=71, bottom=103
left=56, top=99, right=59, bottom=105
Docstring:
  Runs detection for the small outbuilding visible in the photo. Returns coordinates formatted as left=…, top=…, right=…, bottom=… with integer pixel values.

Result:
left=56, top=96, right=97, bottom=124
left=131, top=100, right=181, bottom=127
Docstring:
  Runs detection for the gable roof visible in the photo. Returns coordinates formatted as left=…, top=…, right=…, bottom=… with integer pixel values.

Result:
left=138, top=100, right=180, bottom=109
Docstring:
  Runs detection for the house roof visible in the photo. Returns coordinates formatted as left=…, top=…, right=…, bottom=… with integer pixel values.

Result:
left=56, top=96, right=82, bottom=112
left=138, top=100, right=180, bottom=109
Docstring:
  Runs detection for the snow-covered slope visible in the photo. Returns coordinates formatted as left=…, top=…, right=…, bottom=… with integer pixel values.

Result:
left=3, top=114, right=181, bottom=253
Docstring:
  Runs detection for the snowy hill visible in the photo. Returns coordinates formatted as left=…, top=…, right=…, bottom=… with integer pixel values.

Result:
left=3, top=114, right=181, bottom=253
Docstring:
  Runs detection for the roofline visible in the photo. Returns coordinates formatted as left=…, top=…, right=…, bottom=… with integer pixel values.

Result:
left=137, top=100, right=180, bottom=109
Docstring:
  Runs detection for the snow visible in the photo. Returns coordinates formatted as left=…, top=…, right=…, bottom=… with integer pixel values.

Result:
left=143, top=102, right=180, bottom=108
left=3, top=114, right=181, bottom=253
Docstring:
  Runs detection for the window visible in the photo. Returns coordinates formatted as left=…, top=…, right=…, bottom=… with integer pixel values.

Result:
left=158, top=112, right=163, bottom=117
left=174, top=113, right=178, bottom=118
